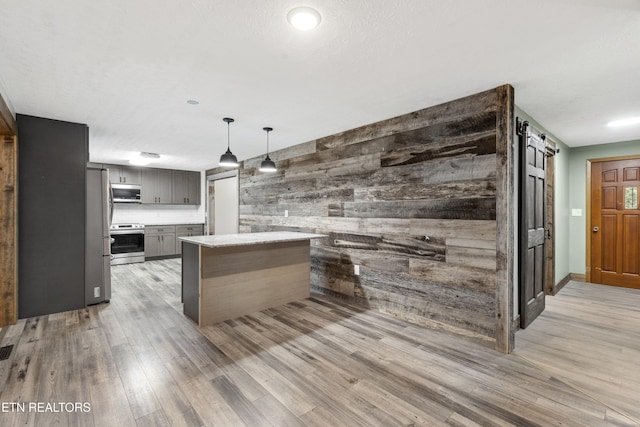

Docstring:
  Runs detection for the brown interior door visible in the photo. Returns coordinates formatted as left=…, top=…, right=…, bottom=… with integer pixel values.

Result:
left=518, top=120, right=547, bottom=329
left=591, top=159, right=640, bottom=289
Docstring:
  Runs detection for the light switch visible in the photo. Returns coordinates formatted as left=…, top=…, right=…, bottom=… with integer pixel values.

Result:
left=284, top=210, right=289, bottom=217
left=571, top=209, right=582, bottom=217
left=354, top=265, right=360, bottom=276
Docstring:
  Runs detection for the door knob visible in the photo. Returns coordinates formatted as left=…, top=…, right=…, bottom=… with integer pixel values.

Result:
left=593, top=226, right=599, bottom=232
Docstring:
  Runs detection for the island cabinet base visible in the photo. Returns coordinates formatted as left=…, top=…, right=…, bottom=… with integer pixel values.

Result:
left=183, top=239, right=311, bottom=326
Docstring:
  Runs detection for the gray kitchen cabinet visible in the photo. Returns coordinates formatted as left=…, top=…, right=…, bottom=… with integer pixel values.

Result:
left=107, top=164, right=141, bottom=185
left=172, top=170, right=201, bottom=205
left=142, top=168, right=173, bottom=204
left=175, top=224, right=204, bottom=254
left=144, top=233, right=161, bottom=257
left=145, top=225, right=177, bottom=258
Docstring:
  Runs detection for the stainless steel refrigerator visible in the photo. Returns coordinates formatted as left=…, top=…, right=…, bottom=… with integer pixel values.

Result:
left=86, top=167, right=112, bottom=304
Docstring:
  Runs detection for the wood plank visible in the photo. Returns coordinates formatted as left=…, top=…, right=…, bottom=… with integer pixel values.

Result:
left=380, top=128, right=496, bottom=167
left=332, top=197, right=496, bottom=220
left=0, top=91, right=17, bottom=135
left=409, top=259, right=496, bottom=294
left=494, top=83, right=515, bottom=354
left=446, top=238, right=497, bottom=270
left=0, top=135, right=17, bottom=327
left=354, top=179, right=495, bottom=202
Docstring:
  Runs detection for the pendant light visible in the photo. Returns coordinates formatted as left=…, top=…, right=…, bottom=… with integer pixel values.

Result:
left=259, top=127, right=277, bottom=173
left=219, top=117, right=239, bottom=167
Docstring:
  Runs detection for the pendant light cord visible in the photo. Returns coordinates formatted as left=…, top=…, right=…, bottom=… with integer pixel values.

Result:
left=227, top=121, right=231, bottom=150
left=263, top=127, right=273, bottom=157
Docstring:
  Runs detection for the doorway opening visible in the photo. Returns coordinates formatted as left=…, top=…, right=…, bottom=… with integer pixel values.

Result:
left=207, top=170, right=239, bottom=235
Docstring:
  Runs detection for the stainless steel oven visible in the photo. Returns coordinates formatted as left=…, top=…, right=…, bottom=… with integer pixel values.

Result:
left=110, top=224, right=145, bottom=265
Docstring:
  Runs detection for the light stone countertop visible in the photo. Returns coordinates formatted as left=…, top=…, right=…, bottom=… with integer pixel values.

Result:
left=179, top=231, right=326, bottom=248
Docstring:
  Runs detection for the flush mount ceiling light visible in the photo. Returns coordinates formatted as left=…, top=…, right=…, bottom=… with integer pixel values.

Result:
left=219, top=117, right=239, bottom=168
left=129, top=151, right=160, bottom=166
left=287, top=7, right=321, bottom=31
left=607, top=116, right=640, bottom=127
left=259, top=127, right=277, bottom=173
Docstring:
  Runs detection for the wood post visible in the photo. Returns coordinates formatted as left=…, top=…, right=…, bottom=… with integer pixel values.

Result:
left=0, top=134, right=17, bottom=326
left=495, top=84, right=515, bottom=353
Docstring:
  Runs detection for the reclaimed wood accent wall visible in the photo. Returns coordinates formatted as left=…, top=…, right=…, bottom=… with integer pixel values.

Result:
left=207, top=85, right=514, bottom=348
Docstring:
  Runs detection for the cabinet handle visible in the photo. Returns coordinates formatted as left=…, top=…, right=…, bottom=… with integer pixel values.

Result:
left=124, top=177, right=126, bottom=183
left=159, top=197, right=161, bottom=203
left=162, top=235, right=164, bottom=241
left=187, top=197, right=189, bottom=203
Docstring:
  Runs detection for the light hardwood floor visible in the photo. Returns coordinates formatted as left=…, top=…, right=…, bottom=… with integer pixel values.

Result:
left=0, top=259, right=638, bottom=426
left=515, top=281, right=640, bottom=425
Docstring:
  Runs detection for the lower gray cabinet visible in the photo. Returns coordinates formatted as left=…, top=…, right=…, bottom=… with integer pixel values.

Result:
left=145, top=224, right=203, bottom=258
left=145, top=226, right=177, bottom=258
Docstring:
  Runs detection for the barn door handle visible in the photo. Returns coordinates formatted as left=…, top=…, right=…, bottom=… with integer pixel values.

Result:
left=593, top=226, right=599, bottom=232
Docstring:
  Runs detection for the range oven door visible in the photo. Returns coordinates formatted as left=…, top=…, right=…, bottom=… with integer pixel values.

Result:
left=110, top=230, right=145, bottom=265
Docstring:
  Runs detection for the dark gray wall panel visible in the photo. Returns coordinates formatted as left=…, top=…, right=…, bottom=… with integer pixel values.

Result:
left=18, top=114, right=87, bottom=318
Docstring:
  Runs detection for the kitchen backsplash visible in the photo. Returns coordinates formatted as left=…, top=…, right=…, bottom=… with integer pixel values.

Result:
left=113, top=203, right=206, bottom=225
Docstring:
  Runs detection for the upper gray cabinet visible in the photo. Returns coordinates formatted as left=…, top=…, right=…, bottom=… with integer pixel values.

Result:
left=107, top=165, right=141, bottom=185
left=106, top=163, right=201, bottom=205
left=172, top=171, right=200, bottom=205
left=141, top=168, right=173, bottom=204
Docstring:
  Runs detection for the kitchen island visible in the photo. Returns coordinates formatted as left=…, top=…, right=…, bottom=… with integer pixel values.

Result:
left=180, top=231, right=325, bottom=326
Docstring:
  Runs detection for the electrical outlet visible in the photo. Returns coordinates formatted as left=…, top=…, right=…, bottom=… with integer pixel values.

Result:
left=284, top=210, right=289, bottom=217
left=354, top=265, right=360, bottom=276
left=94, top=287, right=100, bottom=298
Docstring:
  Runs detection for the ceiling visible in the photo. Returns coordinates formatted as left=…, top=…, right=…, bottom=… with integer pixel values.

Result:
left=0, top=0, right=639, bottom=171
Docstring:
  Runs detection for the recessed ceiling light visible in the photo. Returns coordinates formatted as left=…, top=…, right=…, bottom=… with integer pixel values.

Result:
left=287, top=7, right=321, bottom=31
left=186, top=99, right=199, bottom=105
left=607, top=116, right=640, bottom=127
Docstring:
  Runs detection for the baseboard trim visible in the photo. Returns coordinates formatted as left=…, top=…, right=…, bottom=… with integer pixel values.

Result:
left=570, top=273, right=586, bottom=282
left=512, top=315, right=521, bottom=333
left=553, top=273, right=572, bottom=295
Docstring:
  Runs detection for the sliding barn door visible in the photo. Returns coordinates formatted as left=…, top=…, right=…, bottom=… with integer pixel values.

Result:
left=590, top=159, right=640, bottom=289
left=518, top=120, right=548, bottom=329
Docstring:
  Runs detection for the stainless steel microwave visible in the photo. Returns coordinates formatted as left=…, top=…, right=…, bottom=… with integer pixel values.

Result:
left=112, top=184, right=141, bottom=203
